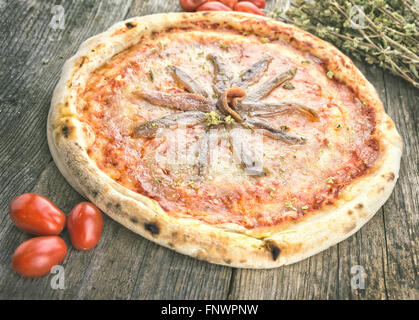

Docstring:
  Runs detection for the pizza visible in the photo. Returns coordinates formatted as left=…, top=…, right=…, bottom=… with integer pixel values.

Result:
left=47, top=12, right=402, bottom=268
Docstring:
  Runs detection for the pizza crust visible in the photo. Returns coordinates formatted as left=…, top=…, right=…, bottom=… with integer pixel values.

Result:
left=47, top=12, right=402, bottom=268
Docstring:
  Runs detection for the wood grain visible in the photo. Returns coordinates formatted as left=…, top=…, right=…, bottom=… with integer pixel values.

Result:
left=0, top=0, right=417, bottom=300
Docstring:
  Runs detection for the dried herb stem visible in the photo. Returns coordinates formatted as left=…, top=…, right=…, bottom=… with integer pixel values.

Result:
left=271, top=0, right=419, bottom=88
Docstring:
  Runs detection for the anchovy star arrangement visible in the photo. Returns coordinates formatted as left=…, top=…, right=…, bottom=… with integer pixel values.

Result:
left=133, top=54, right=319, bottom=175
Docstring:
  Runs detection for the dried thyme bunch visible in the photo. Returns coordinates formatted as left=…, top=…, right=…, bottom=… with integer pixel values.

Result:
left=271, top=0, right=419, bottom=88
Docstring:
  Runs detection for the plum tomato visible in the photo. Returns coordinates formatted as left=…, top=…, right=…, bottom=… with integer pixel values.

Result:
left=239, top=0, right=265, bottom=9
left=179, top=0, right=208, bottom=11
left=196, top=1, right=233, bottom=11
left=218, top=0, right=238, bottom=8
left=12, top=236, right=67, bottom=278
left=234, top=1, right=265, bottom=15
left=9, top=193, right=66, bottom=236
left=67, top=202, right=103, bottom=251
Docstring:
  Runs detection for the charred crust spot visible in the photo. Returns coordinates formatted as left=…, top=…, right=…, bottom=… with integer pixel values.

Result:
left=78, top=56, right=87, bottom=68
left=130, top=216, right=139, bottom=224
left=61, top=125, right=70, bottom=138
left=202, top=12, right=210, bottom=16
left=90, top=189, right=99, bottom=199
left=386, top=172, right=395, bottom=182
left=347, top=210, right=354, bottom=216
left=106, top=202, right=122, bottom=212
left=264, top=240, right=280, bottom=261
left=144, top=222, right=159, bottom=235
left=271, top=246, right=280, bottom=261
left=289, top=37, right=314, bottom=49
left=125, top=22, right=136, bottom=29
left=355, top=203, right=364, bottom=210
left=171, top=231, right=178, bottom=238
left=224, top=259, right=232, bottom=265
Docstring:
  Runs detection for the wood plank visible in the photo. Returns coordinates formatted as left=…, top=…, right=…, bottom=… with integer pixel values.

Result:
left=335, top=64, right=390, bottom=300
left=379, top=71, right=419, bottom=299
left=227, top=0, right=418, bottom=299
left=0, top=0, right=417, bottom=300
left=0, top=0, right=134, bottom=299
left=125, top=0, right=233, bottom=301
left=125, top=0, right=182, bottom=18
left=0, top=0, right=233, bottom=300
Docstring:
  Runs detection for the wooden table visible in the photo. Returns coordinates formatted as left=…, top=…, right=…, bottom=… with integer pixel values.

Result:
left=0, top=0, right=417, bottom=300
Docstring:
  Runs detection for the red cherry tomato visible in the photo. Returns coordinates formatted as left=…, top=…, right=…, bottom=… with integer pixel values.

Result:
left=12, top=236, right=67, bottom=278
left=9, top=193, right=66, bottom=236
left=218, top=0, right=238, bottom=8
left=67, top=202, right=103, bottom=251
left=179, top=0, right=208, bottom=11
left=196, top=1, right=233, bottom=11
left=239, top=0, right=265, bottom=9
left=234, top=1, right=264, bottom=15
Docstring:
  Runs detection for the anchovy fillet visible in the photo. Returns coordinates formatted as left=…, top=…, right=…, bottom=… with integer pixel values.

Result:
left=235, top=56, right=273, bottom=89
left=244, top=118, right=306, bottom=144
left=240, top=101, right=319, bottom=121
left=169, top=65, right=209, bottom=98
left=134, top=90, right=213, bottom=112
left=134, top=111, right=206, bottom=138
left=207, top=53, right=233, bottom=95
left=245, top=67, right=297, bottom=101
